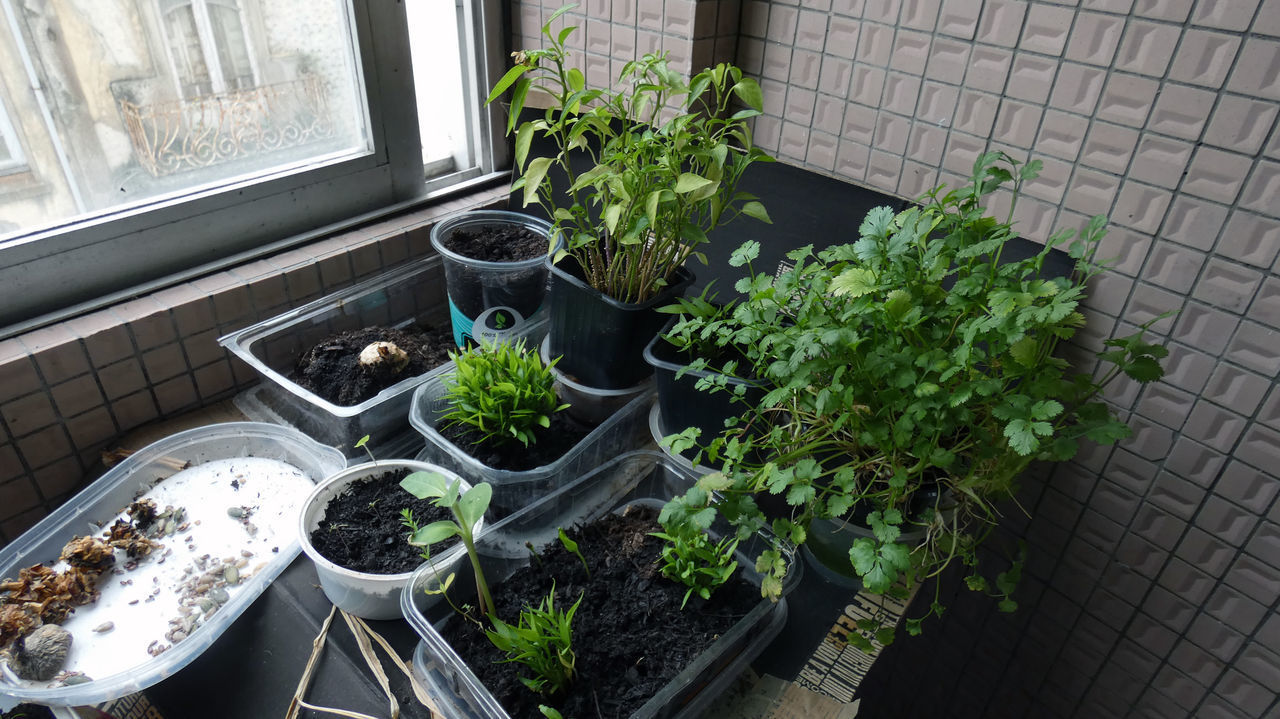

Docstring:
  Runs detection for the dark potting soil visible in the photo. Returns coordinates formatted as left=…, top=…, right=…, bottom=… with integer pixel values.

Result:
left=438, top=410, right=593, bottom=471
left=441, top=223, right=546, bottom=262
left=309, top=467, right=453, bottom=575
left=439, top=505, right=761, bottom=719
left=294, top=325, right=454, bottom=406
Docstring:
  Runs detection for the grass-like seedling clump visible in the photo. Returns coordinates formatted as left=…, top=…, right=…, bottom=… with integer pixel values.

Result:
left=442, top=339, right=568, bottom=449
left=486, top=583, right=582, bottom=696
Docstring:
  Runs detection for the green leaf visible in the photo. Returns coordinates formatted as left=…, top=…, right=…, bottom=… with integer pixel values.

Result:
left=849, top=538, right=877, bottom=576
left=741, top=201, right=771, bottom=224
left=409, top=520, right=460, bottom=547
left=674, top=172, right=715, bottom=194
left=400, top=470, right=452, bottom=499
left=514, top=123, right=535, bottom=171
left=830, top=267, right=878, bottom=297
left=458, top=483, right=492, bottom=528
left=522, top=157, right=553, bottom=207
left=732, top=77, right=764, bottom=110
left=729, top=240, right=760, bottom=267
left=1009, top=336, right=1039, bottom=367
left=486, top=65, right=530, bottom=105
left=1123, top=356, right=1165, bottom=382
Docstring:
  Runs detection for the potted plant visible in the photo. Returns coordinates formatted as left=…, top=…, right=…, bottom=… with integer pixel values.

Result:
left=643, top=293, right=767, bottom=462
left=486, top=7, right=774, bottom=390
left=400, top=450, right=797, bottom=719
left=430, top=209, right=560, bottom=347
left=409, top=340, right=652, bottom=517
left=297, top=444, right=484, bottom=620
left=661, top=152, right=1169, bottom=643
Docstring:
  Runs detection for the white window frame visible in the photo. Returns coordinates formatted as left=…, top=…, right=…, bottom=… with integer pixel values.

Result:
left=0, top=0, right=509, bottom=335
left=0, top=93, right=24, bottom=174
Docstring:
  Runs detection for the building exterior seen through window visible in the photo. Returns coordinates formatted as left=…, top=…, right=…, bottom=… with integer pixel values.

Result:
left=0, top=0, right=473, bottom=240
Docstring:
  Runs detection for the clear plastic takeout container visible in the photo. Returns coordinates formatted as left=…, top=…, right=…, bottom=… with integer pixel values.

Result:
left=408, top=376, right=654, bottom=517
left=218, top=258, right=456, bottom=454
left=400, top=450, right=798, bottom=719
left=0, top=422, right=346, bottom=707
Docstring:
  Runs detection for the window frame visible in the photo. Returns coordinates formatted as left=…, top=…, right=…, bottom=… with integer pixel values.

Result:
left=0, top=0, right=510, bottom=336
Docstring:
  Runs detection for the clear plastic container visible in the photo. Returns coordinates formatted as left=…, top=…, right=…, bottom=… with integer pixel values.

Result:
left=540, top=338, right=654, bottom=425
left=218, top=258, right=457, bottom=454
left=399, top=450, right=798, bottom=719
left=647, top=402, right=712, bottom=478
left=297, top=460, right=482, bottom=620
left=0, top=423, right=346, bottom=707
left=430, top=210, right=557, bottom=347
left=408, top=376, right=654, bottom=517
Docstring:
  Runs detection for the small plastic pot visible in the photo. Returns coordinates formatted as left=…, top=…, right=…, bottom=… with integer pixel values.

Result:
left=430, top=210, right=557, bottom=347
left=539, top=338, right=653, bottom=425
left=298, top=460, right=482, bottom=620
left=643, top=318, right=765, bottom=445
left=544, top=257, right=694, bottom=389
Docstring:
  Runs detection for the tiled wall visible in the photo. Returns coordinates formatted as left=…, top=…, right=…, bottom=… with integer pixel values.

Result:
left=0, top=187, right=505, bottom=545
left=510, top=1, right=1279, bottom=717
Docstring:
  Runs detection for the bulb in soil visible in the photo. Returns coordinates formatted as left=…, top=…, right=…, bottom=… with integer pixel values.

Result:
left=358, top=341, right=410, bottom=374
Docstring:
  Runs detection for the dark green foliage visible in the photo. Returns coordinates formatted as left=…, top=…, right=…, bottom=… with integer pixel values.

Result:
left=661, top=152, right=1168, bottom=637
left=442, top=340, right=568, bottom=449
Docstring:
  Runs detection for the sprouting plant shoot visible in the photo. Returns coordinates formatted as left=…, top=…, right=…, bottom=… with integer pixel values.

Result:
left=486, top=583, right=582, bottom=696
left=652, top=525, right=739, bottom=609
left=557, top=528, right=589, bottom=578
left=442, top=339, right=568, bottom=449
left=354, top=434, right=376, bottom=464
left=400, top=471, right=495, bottom=619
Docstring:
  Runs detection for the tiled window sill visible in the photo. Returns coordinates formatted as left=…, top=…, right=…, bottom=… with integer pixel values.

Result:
left=0, top=185, right=507, bottom=545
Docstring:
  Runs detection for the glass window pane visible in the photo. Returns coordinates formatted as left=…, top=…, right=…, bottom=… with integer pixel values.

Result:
left=407, top=0, right=468, bottom=177
left=0, top=0, right=370, bottom=241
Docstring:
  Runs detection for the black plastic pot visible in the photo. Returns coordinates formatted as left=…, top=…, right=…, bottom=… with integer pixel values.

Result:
left=545, top=257, right=694, bottom=389
left=430, top=210, right=557, bottom=347
left=643, top=318, right=765, bottom=445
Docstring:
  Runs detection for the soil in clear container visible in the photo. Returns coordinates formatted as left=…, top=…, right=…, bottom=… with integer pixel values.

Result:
left=437, top=504, right=759, bottom=719
left=293, top=325, right=454, bottom=406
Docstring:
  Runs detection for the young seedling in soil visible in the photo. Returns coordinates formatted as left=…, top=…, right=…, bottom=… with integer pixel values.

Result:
left=353, top=435, right=377, bottom=464
left=400, top=471, right=496, bottom=619
left=485, top=582, right=581, bottom=696
left=557, top=528, right=589, bottom=578
left=442, top=340, right=568, bottom=449
left=651, top=524, right=739, bottom=609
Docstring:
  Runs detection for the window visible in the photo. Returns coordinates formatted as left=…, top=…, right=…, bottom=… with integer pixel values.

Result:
left=160, top=0, right=257, bottom=98
left=0, top=0, right=508, bottom=333
left=0, top=94, right=24, bottom=174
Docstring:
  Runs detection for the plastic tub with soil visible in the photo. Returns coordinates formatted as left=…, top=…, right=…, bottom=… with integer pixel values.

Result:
left=408, top=375, right=653, bottom=519
left=219, top=259, right=463, bottom=455
left=430, top=210, right=557, bottom=347
left=401, top=450, right=799, bottom=719
left=298, top=460, right=483, bottom=620
left=0, top=423, right=346, bottom=707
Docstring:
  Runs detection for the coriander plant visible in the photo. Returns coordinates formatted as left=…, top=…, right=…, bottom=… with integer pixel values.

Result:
left=442, top=340, right=568, bottom=449
left=487, top=5, right=773, bottom=304
left=651, top=524, right=739, bottom=609
left=663, top=152, right=1169, bottom=635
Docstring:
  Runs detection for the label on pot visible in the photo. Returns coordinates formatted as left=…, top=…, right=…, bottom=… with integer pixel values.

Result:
left=448, top=298, right=532, bottom=347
